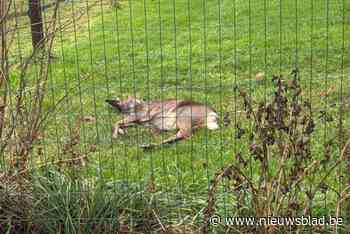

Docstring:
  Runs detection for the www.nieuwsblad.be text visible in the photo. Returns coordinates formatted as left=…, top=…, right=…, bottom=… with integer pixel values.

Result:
left=209, top=215, right=343, bottom=226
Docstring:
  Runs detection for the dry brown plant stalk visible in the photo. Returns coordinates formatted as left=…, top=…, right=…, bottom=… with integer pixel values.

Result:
left=202, top=70, right=349, bottom=233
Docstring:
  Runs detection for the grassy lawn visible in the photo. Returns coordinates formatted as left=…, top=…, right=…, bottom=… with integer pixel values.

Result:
left=8, top=0, right=350, bottom=227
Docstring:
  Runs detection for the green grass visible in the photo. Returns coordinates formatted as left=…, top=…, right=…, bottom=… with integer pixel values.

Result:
left=8, top=0, right=350, bottom=226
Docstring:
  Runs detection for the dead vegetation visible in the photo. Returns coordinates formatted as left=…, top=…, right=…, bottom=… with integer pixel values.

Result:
left=0, top=0, right=61, bottom=176
left=1, top=1, right=349, bottom=233
left=202, top=70, right=350, bottom=233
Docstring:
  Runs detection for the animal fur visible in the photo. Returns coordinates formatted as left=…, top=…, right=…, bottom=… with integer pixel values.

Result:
left=106, top=97, right=219, bottom=149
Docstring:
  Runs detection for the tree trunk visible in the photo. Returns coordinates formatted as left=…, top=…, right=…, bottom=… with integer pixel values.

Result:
left=0, top=0, right=8, bottom=139
left=0, top=0, right=7, bottom=66
left=28, top=0, right=44, bottom=50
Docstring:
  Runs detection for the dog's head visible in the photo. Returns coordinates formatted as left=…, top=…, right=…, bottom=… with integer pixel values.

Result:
left=106, top=96, right=143, bottom=114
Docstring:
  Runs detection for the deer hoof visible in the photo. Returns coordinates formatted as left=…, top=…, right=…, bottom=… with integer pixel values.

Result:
left=140, top=143, right=156, bottom=150
left=112, top=128, right=126, bottom=139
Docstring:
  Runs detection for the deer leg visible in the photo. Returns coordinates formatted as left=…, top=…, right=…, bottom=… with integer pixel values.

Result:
left=141, top=128, right=192, bottom=150
left=112, top=116, right=137, bottom=139
left=150, top=127, right=162, bottom=136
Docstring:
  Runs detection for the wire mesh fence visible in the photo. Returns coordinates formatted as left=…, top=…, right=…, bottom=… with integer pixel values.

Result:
left=1, top=0, right=350, bottom=233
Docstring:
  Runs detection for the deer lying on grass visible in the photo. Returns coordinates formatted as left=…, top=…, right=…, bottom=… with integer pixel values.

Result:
left=106, top=97, right=219, bottom=149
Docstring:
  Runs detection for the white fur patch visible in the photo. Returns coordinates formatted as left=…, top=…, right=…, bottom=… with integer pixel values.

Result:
left=207, top=112, right=219, bottom=130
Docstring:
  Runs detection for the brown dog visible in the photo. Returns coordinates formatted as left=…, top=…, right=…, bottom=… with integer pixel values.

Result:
left=106, top=97, right=219, bottom=149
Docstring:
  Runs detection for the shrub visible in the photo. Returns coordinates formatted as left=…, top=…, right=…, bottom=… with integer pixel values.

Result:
left=203, top=70, right=350, bottom=233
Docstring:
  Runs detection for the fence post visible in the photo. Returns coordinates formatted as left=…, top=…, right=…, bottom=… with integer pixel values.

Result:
left=28, top=0, right=44, bottom=50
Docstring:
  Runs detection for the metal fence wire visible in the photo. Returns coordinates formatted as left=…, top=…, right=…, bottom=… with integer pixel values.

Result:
left=1, top=0, right=350, bottom=233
